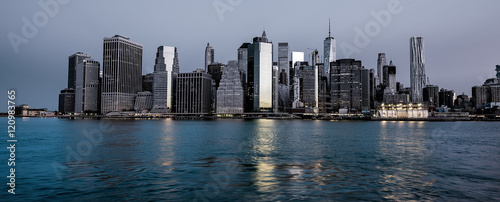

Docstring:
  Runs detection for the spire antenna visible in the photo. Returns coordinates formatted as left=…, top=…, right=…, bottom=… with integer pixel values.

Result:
left=329, top=18, right=331, bottom=37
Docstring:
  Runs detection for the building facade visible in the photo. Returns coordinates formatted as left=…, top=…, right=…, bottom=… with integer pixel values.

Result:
left=101, top=35, right=143, bottom=113
left=175, top=70, right=212, bottom=114
left=75, top=59, right=100, bottom=113
left=151, top=46, right=179, bottom=113
left=377, top=53, right=386, bottom=86
left=247, top=31, right=273, bottom=112
left=330, top=59, right=369, bottom=113
left=134, top=91, right=153, bottom=112
left=217, top=61, right=245, bottom=114
left=324, top=20, right=336, bottom=85
left=278, top=42, right=290, bottom=112
left=205, top=43, right=214, bottom=71
left=410, top=37, right=426, bottom=103
left=68, top=52, right=91, bottom=89
left=58, top=88, right=75, bottom=114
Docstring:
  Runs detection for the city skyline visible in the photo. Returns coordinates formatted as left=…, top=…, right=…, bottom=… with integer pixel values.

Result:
left=1, top=0, right=500, bottom=110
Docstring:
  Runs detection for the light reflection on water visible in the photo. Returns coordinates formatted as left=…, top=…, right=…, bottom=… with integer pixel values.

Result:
left=1, top=118, right=499, bottom=201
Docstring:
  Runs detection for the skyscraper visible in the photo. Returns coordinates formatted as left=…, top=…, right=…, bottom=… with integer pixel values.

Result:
left=58, top=88, right=75, bottom=114
left=216, top=61, right=244, bottom=114
left=383, top=60, right=397, bottom=94
left=247, top=31, right=273, bottom=112
left=151, top=46, right=179, bottom=113
left=176, top=70, right=212, bottom=114
left=410, top=37, right=426, bottom=103
left=205, top=43, right=214, bottom=71
left=324, top=19, right=336, bottom=85
left=377, top=53, right=386, bottom=86
left=330, top=59, right=368, bottom=113
left=278, top=42, right=290, bottom=112
left=67, top=52, right=90, bottom=89
left=75, top=59, right=100, bottom=113
left=101, top=35, right=143, bottom=113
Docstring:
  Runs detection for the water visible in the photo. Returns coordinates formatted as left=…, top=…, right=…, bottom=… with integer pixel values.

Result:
left=1, top=118, right=499, bottom=201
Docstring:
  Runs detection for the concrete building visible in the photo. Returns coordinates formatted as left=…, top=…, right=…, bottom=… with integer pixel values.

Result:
left=134, top=91, right=153, bottom=112
left=151, top=46, right=179, bottom=113
left=217, top=61, right=245, bottom=114
left=175, top=70, right=212, bottom=114
left=439, top=89, right=455, bottom=108
left=101, top=35, right=143, bottom=113
left=75, top=59, right=100, bottom=113
left=410, top=37, right=426, bottom=103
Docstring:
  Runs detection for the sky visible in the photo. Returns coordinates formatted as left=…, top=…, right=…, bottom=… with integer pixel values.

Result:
left=1, top=0, right=499, bottom=111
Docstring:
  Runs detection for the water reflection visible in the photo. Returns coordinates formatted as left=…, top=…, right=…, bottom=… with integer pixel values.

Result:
left=377, top=121, right=437, bottom=201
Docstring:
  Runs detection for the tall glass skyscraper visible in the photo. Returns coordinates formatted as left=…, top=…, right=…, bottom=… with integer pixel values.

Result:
left=323, top=20, right=336, bottom=85
left=205, top=43, right=214, bottom=71
left=247, top=31, right=273, bottom=112
left=410, top=37, right=426, bottom=103
left=67, top=52, right=90, bottom=89
left=75, top=59, right=100, bottom=113
left=151, top=46, right=179, bottom=113
left=101, top=35, right=143, bottom=113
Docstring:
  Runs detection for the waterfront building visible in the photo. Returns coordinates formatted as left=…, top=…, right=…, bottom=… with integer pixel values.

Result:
left=134, top=91, right=153, bottom=112
left=376, top=103, right=429, bottom=118
left=175, top=70, right=212, bottom=114
left=75, top=59, right=100, bottom=113
left=410, top=37, right=426, bottom=103
left=58, top=88, right=75, bottom=114
left=330, top=59, right=370, bottom=113
left=207, top=62, right=225, bottom=112
left=101, top=35, right=143, bottom=113
left=246, top=31, right=273, bottom=112
left=472, top=69, right=500, bottom=109
left=216, top=61, right=245, bottom=114
left=151, top=46, right=179, bottom=113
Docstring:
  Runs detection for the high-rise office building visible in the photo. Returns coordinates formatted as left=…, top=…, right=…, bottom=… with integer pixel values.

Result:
left=330, top=59, right=369, bottom=113
left=383, top=60, right=397, bottom=94
left=175, top=70, right=212, bottom=114
left=278, top=42, right=290, bottom=112
left=142, top=73, right=154, bottom=92
left=75, top=59, right=100, bottom=113
left=134, top=91, right=153, bottom=111
left=423, top=85, right=440, bottom=107
left=377, top=53, right=386, bottom=86
left=205, top=43, right=214, bottom=71
left=217, top=61, right=245, bottom=114
left=68, top=52, right=91, bottom=89
left=238, top=43, right=250, bottom=74
left=324, top=19, right=336, bottom=85
left=439, top=89, right=455, bottom=108
left=410, top=37, right=426, bottom=103
left=58, top=88, right=75, bottom=114
left=151, top=46, right=179, bottom=113
left=208, top=62, right=225, bottom=112
left=290, top=51, right=305, bottom=106
left=247, top=31, right=273, bottom=112
left=101, top=35, right=143, bottom=113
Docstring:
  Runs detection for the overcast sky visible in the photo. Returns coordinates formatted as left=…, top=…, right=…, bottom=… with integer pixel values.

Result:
left=1, top=0, right=499, bottom=111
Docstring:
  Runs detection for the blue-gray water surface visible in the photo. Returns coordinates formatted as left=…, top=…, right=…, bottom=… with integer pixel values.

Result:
left=1, top=118, right=499, bottom=201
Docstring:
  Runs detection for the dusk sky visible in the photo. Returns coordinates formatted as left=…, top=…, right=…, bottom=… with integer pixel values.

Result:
left=1, top=0, right=499, bottom=110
